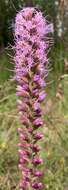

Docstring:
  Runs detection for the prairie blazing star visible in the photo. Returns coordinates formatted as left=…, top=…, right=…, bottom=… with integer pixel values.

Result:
left=14, top=7, right=53, bottom=190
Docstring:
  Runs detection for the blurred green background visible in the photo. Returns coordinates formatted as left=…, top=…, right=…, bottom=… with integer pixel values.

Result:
left=0, top=0, right=68, bottom=190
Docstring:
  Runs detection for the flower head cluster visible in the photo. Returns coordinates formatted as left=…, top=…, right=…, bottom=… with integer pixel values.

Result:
left=14, top=7, right=53, bottom=190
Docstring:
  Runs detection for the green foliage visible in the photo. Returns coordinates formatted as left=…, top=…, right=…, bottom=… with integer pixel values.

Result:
left=51, top=42, right=65, bottom=76
left=0, top=0, right=24, bottom=46
left=0, top=51, right=13, bottom=83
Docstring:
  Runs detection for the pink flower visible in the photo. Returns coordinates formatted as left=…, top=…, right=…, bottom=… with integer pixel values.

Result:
left=20, top=115, right=30, bottom=126
left=33, top=101, right=40, bottom=111
left=32, top=181, right=43, bottom=189
left=33, top=132, right=43, bottom=140
left=15, top=7, right=53, bottom=190
left=32, top=157, right=43, bottom=165
left=33, top=169, right=43, bottom=177
left=33, top=118, right=43, bottom=127
left=38, top=91, right=46, bottom=102
left=30, top=144, right=40, bottom=152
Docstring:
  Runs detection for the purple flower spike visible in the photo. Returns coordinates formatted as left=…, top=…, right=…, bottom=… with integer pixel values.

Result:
left=14, top=7, right=53, bottom=190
